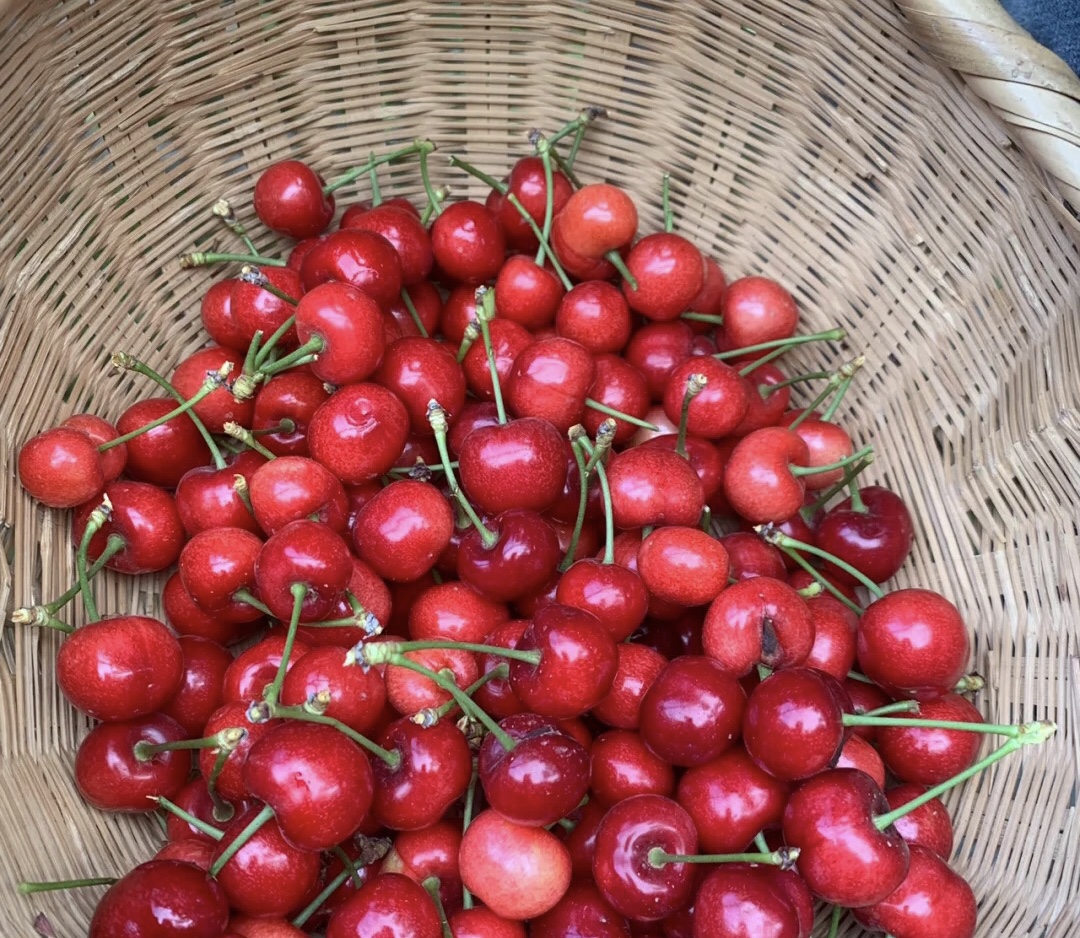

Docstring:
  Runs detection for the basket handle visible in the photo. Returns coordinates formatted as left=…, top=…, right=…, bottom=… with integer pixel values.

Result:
left=895, top=0, right=1080, bottom=208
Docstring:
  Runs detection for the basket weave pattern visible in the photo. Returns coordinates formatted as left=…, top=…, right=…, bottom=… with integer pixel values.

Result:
left=0, top=0, right=1077, bottom=934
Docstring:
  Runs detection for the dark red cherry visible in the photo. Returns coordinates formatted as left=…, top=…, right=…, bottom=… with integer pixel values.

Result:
left=376, top=335, right=467, bottom=435
left=300, top=228, right=404, bottom=309
left=254, top=159, right=334, bottom=239
left=342, top=203, right=434, bottom=285
left=116, top=397, right=211, bottom=488
left=816, top=485, right=916, bottom=584
left=352, top=479, right=454, bottom=583
left=457, top=509, right=561, bottom=604
left=171, top=346, right=253, bottom=435
left=431, top=200, right=506, bottom=285
left=161, top=636, right=234, bottom=737
left=72, top=481, right=186, bottom=574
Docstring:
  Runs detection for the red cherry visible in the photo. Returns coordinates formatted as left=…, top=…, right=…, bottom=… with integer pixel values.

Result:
left=254, top=160, right=334, bottom=239
left=457, top=509, right=562, bottom=604
left=116, top=397, right=211, bottom=488
left=641, top=433, right=728, bottom=502
left=506, top=336, right=596, bottom=433
left=495, top=156, right=574, bottom=251
left=294, top=281, right=387, bottom=384
left=690, top=256, right=728, bottom=315
left=407, top=581, right=508, bottom=644
left=606, top=446, right=705, bottom=529
left=17, top=426, right=106, bottom=507
left=179, top=527, right=263, bottom=621
left=431, top=200, right=506, bottom=284
left=462, top=318, right=533, bottom=403
left=376, top=336, right=467, bottom=435
left=625, top=321, right=695, bottom=401
left=883, top=783, right=955, bottom=859
left=176, top=453, right=265, bottom=537
left=300, top=228, right=404, bottom=308
left=351, top=479, right=453, bottom=582
left=250, top=370, right=331, bottom=457
left=720, top=532, right=787, bottom=582
left=387, top=280, right=443, bottom=337
left=327, top=871, right=442, bottom=938
left=637, top=525, right=730, bottom=607
left=230, top=266, right=303, bottom=351
left=307, top=383, right=410, bottom=484
left=342, top=203, right=434, bottom=285
left=162, top=572, right=260, bottom=647
left=222, top=635, right=312, bottom=704
left=556, top=183, right=638, bottom=258
left=722, top=427, right=811, bottom=524
left=730, top=363, right=793, bottom=437
left=622, top=233, right=706, bottom=321
left=815, top=485, right=915, bottom=585
left=583, top=354, right=652, bottom=444
left=802, top=595, right=858, bottom=680
left=877, top=694, right=984, bottom=785
left=59, top=413, right=126, bottom=482
left=556, top=558, right=649, bottom=642
left=440, top=283, right=483, bottom=346
left=255, top=519, right=352, bottom=620
left=73, top=481, right=186, bottom=574
left=720, top=277, right=798, bottom=349
left=384, top=645, right=477, bottom=715
left=551, top=212, right=620, bottom=280
left=837, top=733, right=886, bottom=787
left=88, top=860, right=229, bottom=938
left=161, top=636, right=234, bottom=737
left=380, top=820, right=463, bottom=910
left=200, top=278, right=247, bottom=351
left=691, top=865, right=806, bottom=938
left=591, top=728, right=676, bottom=804
left=530, top=880, right=630, bottom=938
left=843, top=678, right=892, bottom=743
left=493, top=255, right=565, bottom=330
left=592, top=641, right=666, bottom=729
left=198, top=701, right=281, bottom=801
left=171, top=346, right=253, bottom=434
left=555, top=280, right=633, bottom=352
left=472, top=620, right=528, bottom=719
left=281, top=645, right=387, bottom=734
left=249, top=455, right=348, bottom=535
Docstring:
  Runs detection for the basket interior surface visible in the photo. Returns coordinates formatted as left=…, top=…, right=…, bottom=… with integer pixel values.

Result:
left=0, top=0, right=1077, bottom=934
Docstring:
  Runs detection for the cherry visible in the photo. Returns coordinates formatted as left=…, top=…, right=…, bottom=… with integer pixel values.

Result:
left=852, top=844, right=976, bottom=938
left=222, top=635, right=312, bottom=705
left=201, top=277, right=247, bottom=351
left=431, top=200, right=506, bottom=284
left=408, top=581, right=508, bottom=644
left=676, top=745, right=790, bottom=854
left=637, top=525, right=730, bottom=607
left=591, top=728, right=676, bottom=804
left=877, top=694, right=985, bottom=785
left=88, top=860, right=229, bottom=938
left=556, top=280, right=633, bottom=352
left=691, top=865, right=808, bottom=938
left=384, top=645, right=478, bottom=714
left=462, top=317, right=533, bottom=403
left=172, top=346, right=253, bottom=434
left=606, top=446, right=705, bottom=529
left=494, top=155, right=574, bottom=251
left=176, top=454, right=265, bottom=537
left=161, top=636, right=234, bottom=738
left=550, top=212, right=619, bottom=280
left=638, top=656, right=746, bottom=767
left=883, top=783, right=955, bottom=859
left=242, top=721, right=373, bottom=851
left=457, top=416, right=567, bottom=515
left=837, top=733, right=886, bottom=787
left=307, top=383, right=410, bottom=484
left=702, top=577, right=815, bottom=677
left=816, top=484, right=915, bottom=584
left=730, top=363, right=793, bottom=437
left=592, top=641, right=666, bottom=729
left=510, top=602, right=618, bottom=719
left=555, top=183, right=638, bottom=258
left=479, top=712, right=590, bottom=826
left=494, top=254, right=565, bottom=330
left=720, top=532, right=787, bottom=582
left=164, top=776, right=245, bottom=844
left=582, top=353, right=653, bottom=445
left=381, top=820, right=463, bottom=899
left=199, top=701, right=281, bottom=802
left=472, top=619, right=528, bottom=719
left=116, top=397, right=211, bottom=488
left=781, top=768, right=909, bottom=906
left=459, top=809, right=573, bottom=920
left=449, top=906, right=527, bottom=938
left=281, top=645, right=387, bottom=734
left=457, top=509, right=562, bottom=604
left=352, top=479, right=454, bottom=582
left=17, top=426, right=106, bottom=508
left=556, top=558, right=649, bottom=642
left=254, top=519, right=352, bottom=623
left=230, top=266, right=303, bottom=351
left=75, top=712, right=192, bottom=811
left=291, top=281, right=387, bottom=384
left=56, top=615, right=184, bottom=722
left=857, top=589, right=971, bottom=700
left=530, top=880, right=631, bottom=938
left=250, top=369, right=332, bottom=458
left=253, top=159, right=334, bottom=239
left=622, top=232, right=705, bottom=321
left=162, top=572, right=259, bottom=646
left=387, top=280, right=443, bottom=337
left=179, top=527, right=264, bottom=622
left=248, top=455, right=348, bottom=535
left=802, top=594, right=858, bottom=680
left=720, top=277, right=798, bottom=350
left=843, top=677, right=892, bottom=742
left=591, top=794, right=698, bottom=922
left=59, top=413, right=126, bottom=481
left=377, top=337, right=467, bottom=437
left=779, top=415, right=853, bottom=490
left=211, top=805, right=321, bottom=917
left=440, top=282, right=484, bottom=345
left=721, top=427, right=811, bottom=524
left=300, top=228, right=404, bottom=308
left=155, top=839, right=215, bottom=870
left=641, top=433, right=727, bottom=503
left=506, top=336, right=596, bottom=433
left=625, top=321, right=694, bottom=401
left=343, top=203, right=434, bottom=285
left=72, top=481, right=186, bottom=574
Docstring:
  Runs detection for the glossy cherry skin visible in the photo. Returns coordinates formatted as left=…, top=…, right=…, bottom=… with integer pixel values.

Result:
left=18, top=425, right=106, bottom=508
left=742, top=668, right=852, bottom=781
left=254, top=519, right=352, bottom=622
left=448, top=907, right=527, bottom=938
left=677, top=745, right=791, bottom=854
left=721, top=532, right=787, bottom=582
left=550, top=212, right=620, bottom=280
left=578, top=354, right=651, bottom=445
left=56, top=615, right=184, bottom=722
left=852, top=844, right=976, bottom=938
left=802, top=595, right=859, bottom=680
left=641, top=433, right=727, bottom=503
left=115, top=397, right=211, bottom=488
left=307, top=383, right=410, bottom=484
left=462, top=317, right=533, bottom=403
left=782, top=768, right=909, bottom=907
left=592, top=642, right=667, bottom=731
left=638, top=526, right=730, bottom=607
left=722, top=427, right=811, bottom=524
left=607, top=446, right=705, bottom=529
left=556, top=279, right=633, bottom=352
left=837, top=734, right=886, bottom=788
left=778, top=416, right=853, bottom=491
left=75, top=713, right=191, bottom=812
left=460, top=809, right=573, bottom=920
left=729, top=363, right=792, bottom=437
left=857, top=589, right=971, bottom=700
left=638, top=655, right=746, bottom=767
left=877, top=693, right=985, bottom=785
left=556, top=183, right=638, bottom=258
left=343, top=203, right=434, bottom=285
left=211, top=804, right=322, bottom=917
left=372, top=717, right=472, bottom=831
left=692, top=865, right=808, bottom=938
left=281, top=645, right=386, bottom=734
left=73, top=480, right=186, bottom=574
left=300, top=228, right=403, bottom=308
left=662, top=358, right=750, bottom=441
left=510, top=602, right=618, bottom=719
left=326, top=871, right=442, bottom=938
left=883, top=784, right=955, bottom=859
left=162, top=572, right=260, bottom=647
left=506, top=336, right=596, bottom=433
left=254, top=159, right=334, bottom=239
left=591, top=729, right=676, bottom=804
left=719, top=277, right=798, bottom=350
left=165, top=776, right=247, bottom=843
left=380, top=336, right=467, bottom=434
left=384, top=645, right=478, bottom=715
left=458, top=417, right=568, bottom=516
left=471, top=619, right=528, bottom=719
left=431, top=199, right=506, bottom=284
left=171, top=346, right=252, bottom=434
left=88, top=860, right=229, bottom=938
left=230, top=266, right=304, bottom=351
left=221, top=635, right=310, bottom=705
left=352, top=479, right=454, bottom=582
left=407, top=580, right=508, bottom=644
left=479, top=712, right=590, bottom=826
left=556, top=558, right=649, bottom=642
left=379, top=820, right=463, bottom=911
left=493, top=155, right=574, bottom=251
left=154, top=839, right=215, bottom=870
left=440, top=282, right=484, bottom=345
left=295, top=281, right=387, bottom=384
left=250, top=370, right=332, bottom=458
left=493, top=254, right=565, bottom=329
left=249, top=455, right=348, bottom=535
left=161, top=636, right=234, bottom=737
left=703, top=577, right=815, bottom=677
left=625, top=320, right=695, bottom=401
left=242, top=721, right=373, bottom=851
left=622, top=232, right=706, bottom=321
left=457, top=509, right=561, bottom=604
left=201, top=277, right=246, bottom=351
left=530, top=880, right=631, bottom=938
left=816, top=484, right=915, bottom=584
left=179, top=527, right=264, bottom=622
left=592, top=794, right=698, bottom=922
left=176, top=455, right=265, bottom=537
left=198, top=702, right=281, bottom=802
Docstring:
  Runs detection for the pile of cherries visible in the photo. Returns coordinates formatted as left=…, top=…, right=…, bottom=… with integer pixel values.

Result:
left=15, top=111, right=1053, bottom=938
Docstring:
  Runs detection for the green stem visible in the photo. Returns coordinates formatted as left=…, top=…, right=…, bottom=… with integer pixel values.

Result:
left=205, top=747, right=236, bottom=823
left=419, top=146, right=444, bottom=219
left=100, top=374, right=224, bottom=451
left=579, top=435, right=616, bottom=565
left=799, top=459, right=873, bottom=520
left=209, top=803, right=274, bottom=877
left=760, top=371, right=832, bottom=393
left=844, top=714, right=1030, bottom=735
left=475, top=287, right=507, bottom=424
left=323, top=139, right=434, bottom=195
left=267, top=703, right=401, bottom=768
left=584, top=398, right=658, bottom=431
left=359, top=638, right=541, bottom=667
left=427, top=663, right=510, bottom=723
left=257, top=336, right=324, bottom=378
left=861, top=700, right=920, bottom=717
left=134, top=730, right=240, bottom=762
left=13, top=534, right=124, bottom=628
left=263, top=583, right=307, bottom=708
left=753, top=832, right=769, bottom=854
left=76, top=501, right=111, bottom=623
left=682, top=311, right=725, bottom=325
left=222, top=422, right=278, bottom=461
left=456, top=321, right=481, bottom=362
left=428, top=401, right=498, bottom=548
left=506, top=192, right=572, bottom=290
left=846, top=670, right=874, bottom=684
left=461, top=757, right=479, bottom=909
left=253, top=315, right=297, bottom=370
left=549, top=147, right=582, bottom=189
left=387, top=461, right=459, bottom=478
left=238, top=266, right=299, bottom=305
left=447, top=154, right=508, bottom=194
left=661, top=172, right=674, bottom=232
left=776, top=545, right=863, bottom=615
left=606, top=250, right=637, bottom=291
left=154, top=797, right=225, bottom=840
left=848, top=481, right=867, bottom=512
left=368, top=152, right=383, bottom=206
left=532, top=134, right=555, bottom=267
left=785, top=376, right=844, bottom=432
left=250, top=418, right=296, bottom=437
left=822, top=372, right=856, bottom=422
left=232, top=589, right=273, bottom=617
left=292, top=865, right=353, bottom=928
left=18, top=878, right=117, bottom=894
left=647, top=847, right=799, bottom=870
left=873, top=723, right=1056, bottom=830
left=827, top=904, right=843, bottom=938
left=712, top=328, right=846, bottom=361
left=400, top=287, right=430, bottom=338
left=180, top=252, right=286, bottom=268
left=559, top=435, right=592, bottom=572
left=212, top=199, right=260, bottom=256
left=767, top=531, right=884, bottom=599
left=423, top=876, right=454, bottom=938
left=675, top=372, right=707, bottom=459
left=789, top=445, right=875, bottom=477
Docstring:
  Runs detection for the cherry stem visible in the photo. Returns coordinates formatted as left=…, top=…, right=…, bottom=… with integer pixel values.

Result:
left=428, top=400, right=498, bottom=547
left=205, top=746, right=236, bottom=823
left=258, top=335, right=324, bottom=379
left=848, top=481, right=867, bottom=512
left=676, top=373, right=707, bottom=459
left=388, top=461, right=459, bottom=479
left=796, top=581, right=822, bottom=598
left=605, top=250, right=638, bottom=291
left=827, top=904, right=843, bottom=938
left=661, top=172, right=674, bottom=232
left=418, top=145, right=444, bottom=220
left=861, top=700, right=920, bottom=718
left=262, top=582, right=307, bottom=708
left=400, top=286, right=430, bottom=338
left=527, top=132, right=557, bottom=267
left=17, top=878, right=117, bottom=894
left=713, top=328, right=846, bottom=361
left=324, top=138, right=435, bottom=195
left=456, top=321, right=481, bottom=362
left=753, top=832, right=769, bottom=854
left=784, top=374, right=846, bottom=432
left=238, top=265, right=299, bottom=305
left=357, top=639, right=541, bottom=668
left=264, top=701, right=401, bottom=768
left=822, top=368, right=859, bottom=422
left=846, top=670, right=874, bottom=684
left=301, top=592, right=381, bottom=634
left=100, top=370, right=228, bottom=451
left=800, top=458, right=874, bottom=520
left=232, top=589, right=273, bottom=617
left=367, top=151, right=383, bottom=205
left=873, top=722, right=1056, bottom=831
left=475, top=286, right=507, bottom=424
left=292, top=865, right=353, bottom=928
left=844, top=713, right=1034, bottom=736
left=133, top=729, right=243, bottom=763
left=423, top=876, right=454, bottom=938
left=584, top=398, right=658, bottom=431
left=582, top=419, right=616, bottom=475
left=179, top=251, right=286, bottom=269
left=774, top=544, right=862, bottom=615
left=250, top=418, right=296, bottom=438
left=549, top=147, right=582, bottom=189
left=421, top=663, right=510, bottom=725
left=559, top=431, right=593, bottom=572
left=789, top=445, right=875, bottom=477
left=209, top=803, right=274, bottom=877
left=577, top=433, right=616, bottom=565
left=682, top=311, right=725, bottom=325
left=252, top=319, right=295, bottom=372
left=154, top=796, right=225, bottom=840
left=461, top=758, right=479, bottom=910
left=447, top=154, right=508, bottom=194
left=14, top=535, right=124, bottom=628
left=76, top=498, right=112, bottom=623
left=222, top=422, right=278, bottom=460
left=647, top=847, right=800, bottom=871
left=764, top=529, right=885, bottom=598
left=760, top=370, right=831, bottom=394
left=505, top=192, right=573, bottom=291
left=213, top=199, right=259, bottom=256
left=700, top=504, right=713, bottom=534
left=549, top=107, right=606, bottom=151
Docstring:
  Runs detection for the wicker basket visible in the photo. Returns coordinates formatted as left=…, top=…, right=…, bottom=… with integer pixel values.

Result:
left=1, top=0, right=1077, bottom=935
